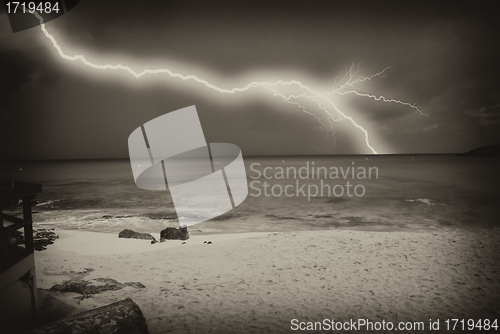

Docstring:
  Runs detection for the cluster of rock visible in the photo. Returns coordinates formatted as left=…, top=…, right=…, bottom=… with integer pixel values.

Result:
left=2, top=229, right=59, bottom=252
left=118, top=226, right=189, bottom=244
left=33, top=229, right=59, bottom=251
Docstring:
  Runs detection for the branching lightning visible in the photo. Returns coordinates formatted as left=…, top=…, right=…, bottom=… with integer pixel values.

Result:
left=34, top=13, right=425, bottom=154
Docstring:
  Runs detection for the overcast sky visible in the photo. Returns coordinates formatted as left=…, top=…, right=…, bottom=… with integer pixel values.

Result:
left=1, top=0, right=499, bottom=159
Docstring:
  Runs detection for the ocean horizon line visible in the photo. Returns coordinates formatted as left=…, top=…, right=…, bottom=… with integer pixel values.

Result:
left=0, top=153, right=465, bottom=164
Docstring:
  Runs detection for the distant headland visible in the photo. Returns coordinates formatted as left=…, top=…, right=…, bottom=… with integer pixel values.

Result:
left=459, top=144, right=500, bottom=157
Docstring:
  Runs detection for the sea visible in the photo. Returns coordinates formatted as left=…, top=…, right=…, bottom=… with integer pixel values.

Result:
left=1, top=155, right=499, bottom=235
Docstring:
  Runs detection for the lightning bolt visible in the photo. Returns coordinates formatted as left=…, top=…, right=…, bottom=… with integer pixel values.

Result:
left=34, top=13, right=425, bottom=154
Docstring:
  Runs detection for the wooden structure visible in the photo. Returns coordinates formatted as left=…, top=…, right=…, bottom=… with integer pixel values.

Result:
left=0, top=179, right=42, bottom=331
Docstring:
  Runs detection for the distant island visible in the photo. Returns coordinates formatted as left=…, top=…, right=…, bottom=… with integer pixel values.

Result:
left=459, top=144, right=500, bottom=157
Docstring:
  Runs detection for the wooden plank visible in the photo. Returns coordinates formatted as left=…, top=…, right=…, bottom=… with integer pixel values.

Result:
left=0, top=221, right=25, bottom=236
left=1, top=213, right=25, bottom=225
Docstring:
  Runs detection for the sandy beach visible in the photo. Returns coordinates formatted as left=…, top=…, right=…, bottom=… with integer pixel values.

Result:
left=34, top=227, right=500, bottom=333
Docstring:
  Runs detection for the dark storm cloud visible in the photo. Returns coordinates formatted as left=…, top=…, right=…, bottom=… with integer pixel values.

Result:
left=464, top=104, right=500, bottom=127
left=52, top=1, right=492, bottom=76
left=1, top=0, right=499, bottom=159
left=0, top=48, right=37, bottom=95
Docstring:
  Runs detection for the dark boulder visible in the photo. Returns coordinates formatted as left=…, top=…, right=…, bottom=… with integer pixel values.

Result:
left=25, top=298, right=149, bottom=334
left=160, top=227, right=189, bottom=241
left=118, top=229, right=157, bottom=243
left=50, top=278, right=146, bottom=296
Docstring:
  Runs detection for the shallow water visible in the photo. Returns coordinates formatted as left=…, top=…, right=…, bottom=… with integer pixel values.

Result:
left=1, top=155, right=499, bottom=234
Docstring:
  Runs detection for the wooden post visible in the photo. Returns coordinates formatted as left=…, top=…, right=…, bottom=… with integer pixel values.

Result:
left=22, top=197, right=37, bottom=324
left=0, top=204, right=9, bottom=258
left=23, top=198, right=34, bottom=254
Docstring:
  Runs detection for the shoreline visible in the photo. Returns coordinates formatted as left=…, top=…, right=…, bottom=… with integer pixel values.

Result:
left=44, top=229, right=275, bottom=255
